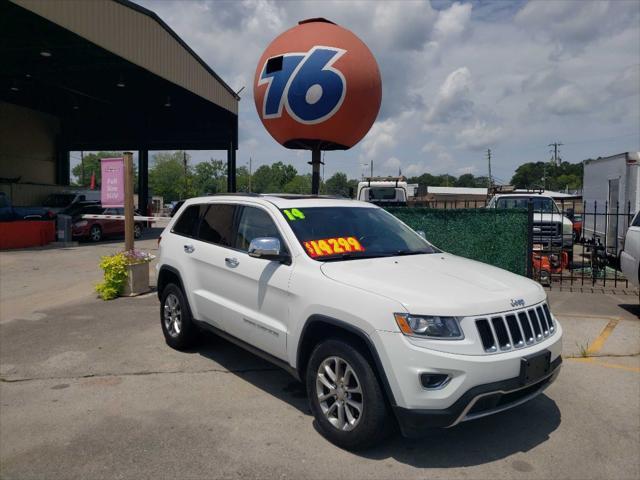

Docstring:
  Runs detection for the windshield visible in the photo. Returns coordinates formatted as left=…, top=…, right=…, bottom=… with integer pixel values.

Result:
left=495, top=196, right=559, bottom=214
left=368, top=188, right=397, bottom=200
left=43, top=194, right=76, bottom=207
left=280, top=206, right=437, bottom=261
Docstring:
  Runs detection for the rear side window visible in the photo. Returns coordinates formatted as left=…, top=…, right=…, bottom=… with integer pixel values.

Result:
left=633, top=212, right=640, bottom=227
left=235, top=206, right=283, bottom=251
left=197, top=204, right=236, bottom=246
left=172, top=205, right=202, bottom=237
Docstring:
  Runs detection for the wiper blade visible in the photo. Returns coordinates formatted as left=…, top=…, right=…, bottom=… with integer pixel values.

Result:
left=322, top=252, right=392, bottom=262
left=392, top=250, right=433, bottom=256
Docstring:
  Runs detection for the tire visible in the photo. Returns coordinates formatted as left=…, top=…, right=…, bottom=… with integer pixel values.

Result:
left=160, top=283, right=198, bottom=350
left=306, top=338, right=391, bottom=450
left=89, top=224, right=102, bottom=242
left=134, top=223, right=142, bottom=239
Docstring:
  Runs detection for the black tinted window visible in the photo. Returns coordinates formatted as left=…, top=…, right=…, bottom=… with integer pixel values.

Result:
left=172, top=205, right=202, bottom=237
left=633, top=212, right=640, bottom=227
left=235, top=206, right=283, bottom=251
left=198, top=204, right=235, bottom=246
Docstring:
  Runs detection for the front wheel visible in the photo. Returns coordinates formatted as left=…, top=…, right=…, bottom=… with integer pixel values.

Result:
left=89, top=224, right=102, bottom=242
left=306, top=339, right=391, bottom=450
left=160, top=283, right=198, bottom=350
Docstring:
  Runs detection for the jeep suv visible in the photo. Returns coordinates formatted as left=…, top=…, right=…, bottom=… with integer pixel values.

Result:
left=156, top=194, right=563, bottom=449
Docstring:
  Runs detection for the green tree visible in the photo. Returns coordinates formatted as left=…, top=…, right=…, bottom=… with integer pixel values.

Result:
left=325, top=172, right=351, bottom=197
left=71, top=151, right=122, bottom=187
left=149, top=151, right=194, bottom=202
left=283, top=175, right=312, bottom=193
left=193, top=159, right=227, bottom=195
left=510, top=161, right=583, bottom=190
left=252, top=162, right=298, bottom=193
left=455, top=173, right=476, bottom=188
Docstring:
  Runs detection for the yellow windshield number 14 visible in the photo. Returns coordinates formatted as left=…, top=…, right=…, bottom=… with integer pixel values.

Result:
left=283, top=209, right=305, bottom=221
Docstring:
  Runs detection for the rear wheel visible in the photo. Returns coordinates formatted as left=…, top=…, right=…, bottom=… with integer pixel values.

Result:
left=306, top=339, right=391, bottom=450
left=160, top=283, right=198, bottom=350
left=134, top=223, right=142, bottom=239
left=89, top=224, right=102, bottom=242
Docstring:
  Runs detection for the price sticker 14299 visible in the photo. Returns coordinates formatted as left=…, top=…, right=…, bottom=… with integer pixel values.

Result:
left=303, top=236, right=365, bottom=258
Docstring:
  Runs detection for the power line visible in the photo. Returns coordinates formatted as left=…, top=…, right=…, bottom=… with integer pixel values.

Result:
left=548, top=141, right=563, bottom=166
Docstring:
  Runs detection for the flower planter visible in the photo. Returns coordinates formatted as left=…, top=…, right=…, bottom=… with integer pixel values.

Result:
left=121, top=262, right=150, bottom=296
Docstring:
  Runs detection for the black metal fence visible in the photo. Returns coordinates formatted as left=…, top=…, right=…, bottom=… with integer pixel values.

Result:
left=399, top=199, right=636, bottom=289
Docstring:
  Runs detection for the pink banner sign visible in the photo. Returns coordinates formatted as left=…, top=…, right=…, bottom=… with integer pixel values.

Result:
left=100, top=158, right=125, bottom=207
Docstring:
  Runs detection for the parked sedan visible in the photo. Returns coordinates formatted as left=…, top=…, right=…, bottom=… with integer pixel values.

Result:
left=72, top=205, right=143, bottom=242
left=620, top=211, right=640, bottom=289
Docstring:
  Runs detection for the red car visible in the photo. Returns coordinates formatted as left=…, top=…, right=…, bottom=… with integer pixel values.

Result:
left=71, top=205, right=143, bottom=242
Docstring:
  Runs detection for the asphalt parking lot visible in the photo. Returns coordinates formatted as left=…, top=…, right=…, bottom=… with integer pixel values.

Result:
left=1, top=236, right=639, bottom=480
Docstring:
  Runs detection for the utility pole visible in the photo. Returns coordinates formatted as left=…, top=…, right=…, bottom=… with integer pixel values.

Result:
left=486, top=148, right=493, bottom=187
left=183, top=151, right=188, bottom=199
left=123, top=152, right=135, bottom=252
left=80, top=151, right=85, bottom=186
left=548, top=141, right=563, bottom=166
left=248, top=156, right=252, bottom=193
left=370, top=159, right=373, bottom=178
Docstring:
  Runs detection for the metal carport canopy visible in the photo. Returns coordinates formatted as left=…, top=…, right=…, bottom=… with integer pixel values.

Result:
left=1, top=0, right=239, bottom=191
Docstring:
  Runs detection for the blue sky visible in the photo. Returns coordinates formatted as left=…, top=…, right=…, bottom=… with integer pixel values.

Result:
left=81, top=0, right=639, bottom=184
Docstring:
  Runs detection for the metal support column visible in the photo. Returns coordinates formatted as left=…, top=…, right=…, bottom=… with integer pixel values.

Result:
left=227, top=145, right=237, bottom=193
left=311, top=148, right=322, bottom=195
left=138, top=149, right=149, bottom=214
left=56, top=150, right=70, bottom=185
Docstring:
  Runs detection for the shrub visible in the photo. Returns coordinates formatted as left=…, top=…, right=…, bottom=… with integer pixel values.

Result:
left=95, top=249, right=155, bottom=300
left=95, top=252, right=129, bottom=300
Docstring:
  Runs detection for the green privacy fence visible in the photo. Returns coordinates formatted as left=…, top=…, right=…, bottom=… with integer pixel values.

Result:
left=386, top=207, right=530, bottom=276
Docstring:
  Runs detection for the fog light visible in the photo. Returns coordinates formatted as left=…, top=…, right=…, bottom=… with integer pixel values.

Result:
left=420, top=373, right=450, bottom=389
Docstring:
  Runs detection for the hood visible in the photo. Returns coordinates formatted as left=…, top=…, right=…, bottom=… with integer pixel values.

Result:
left=320, top=253, right=545, bottom=317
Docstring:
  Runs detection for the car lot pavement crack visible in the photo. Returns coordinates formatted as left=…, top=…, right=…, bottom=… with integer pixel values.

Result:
left=0, top=366, right=280, bottom=384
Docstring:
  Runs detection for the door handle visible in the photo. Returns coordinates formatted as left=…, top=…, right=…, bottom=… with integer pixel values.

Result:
left=184, top=244, right=194, bottom=254
left=225, top=257, right=239, bottom=267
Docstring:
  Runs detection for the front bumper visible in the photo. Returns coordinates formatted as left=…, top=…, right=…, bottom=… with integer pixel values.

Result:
left=393, top=355, right=562, bottom=437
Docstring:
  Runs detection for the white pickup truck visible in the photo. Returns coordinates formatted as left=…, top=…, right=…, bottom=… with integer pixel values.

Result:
left=488, top=193, right=573, bottom=250
left=357, top=177, right=410, bottom=206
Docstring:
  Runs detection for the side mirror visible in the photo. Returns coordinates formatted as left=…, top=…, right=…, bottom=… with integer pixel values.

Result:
left=416, top=230, right=426, bottom=239
left=248, top=237, right=288, bottom=262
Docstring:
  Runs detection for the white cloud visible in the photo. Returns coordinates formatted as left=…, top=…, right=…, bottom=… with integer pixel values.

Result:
left=433, top=2, right=472, bottom=41
left=457, top=121, right=505, bottom=150
left=607, top=64, right=640, bottom=98
left=133, top=0, right=640, bottom=183
left=425, top=67, right=474, bottom=124
left=515, top=0, right=640, bottom=58
left=544, top=84, right=590, bottom=115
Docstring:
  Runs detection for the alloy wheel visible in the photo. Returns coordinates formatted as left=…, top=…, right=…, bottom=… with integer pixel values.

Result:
left=90, top=226, right=101, bottom=241
left=163, top=293, right=182, bottom=338
left=316, top=356, right=363, bottom=431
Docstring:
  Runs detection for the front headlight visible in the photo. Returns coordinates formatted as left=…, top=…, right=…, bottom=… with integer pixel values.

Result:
left=394, top=313, right=464, bottom=339
left=74, top=220, right=88, bottom=227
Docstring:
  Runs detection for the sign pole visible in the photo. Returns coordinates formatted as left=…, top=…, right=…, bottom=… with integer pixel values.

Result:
left=310, top=148, right=322, bottom=195
left=123, top=151, right=134, bottom=251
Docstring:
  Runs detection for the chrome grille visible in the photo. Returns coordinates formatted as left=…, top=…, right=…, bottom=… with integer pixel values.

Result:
left=475, top=303, right=555, bottom=353
left=534, top=222, right=560, bottom=237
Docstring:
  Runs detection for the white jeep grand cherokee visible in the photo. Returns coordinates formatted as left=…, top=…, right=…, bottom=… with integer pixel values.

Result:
left=157, top=194, right=562, bottom=449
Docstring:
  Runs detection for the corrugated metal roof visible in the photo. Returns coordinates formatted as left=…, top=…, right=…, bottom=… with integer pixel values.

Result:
left=427, top=186, right=488, bottom=195
left=11, top=0, right=239, bottom=114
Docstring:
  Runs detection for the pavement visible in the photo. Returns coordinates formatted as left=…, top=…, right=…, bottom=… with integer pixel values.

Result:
left=1, top=236, right=639, bottom=480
